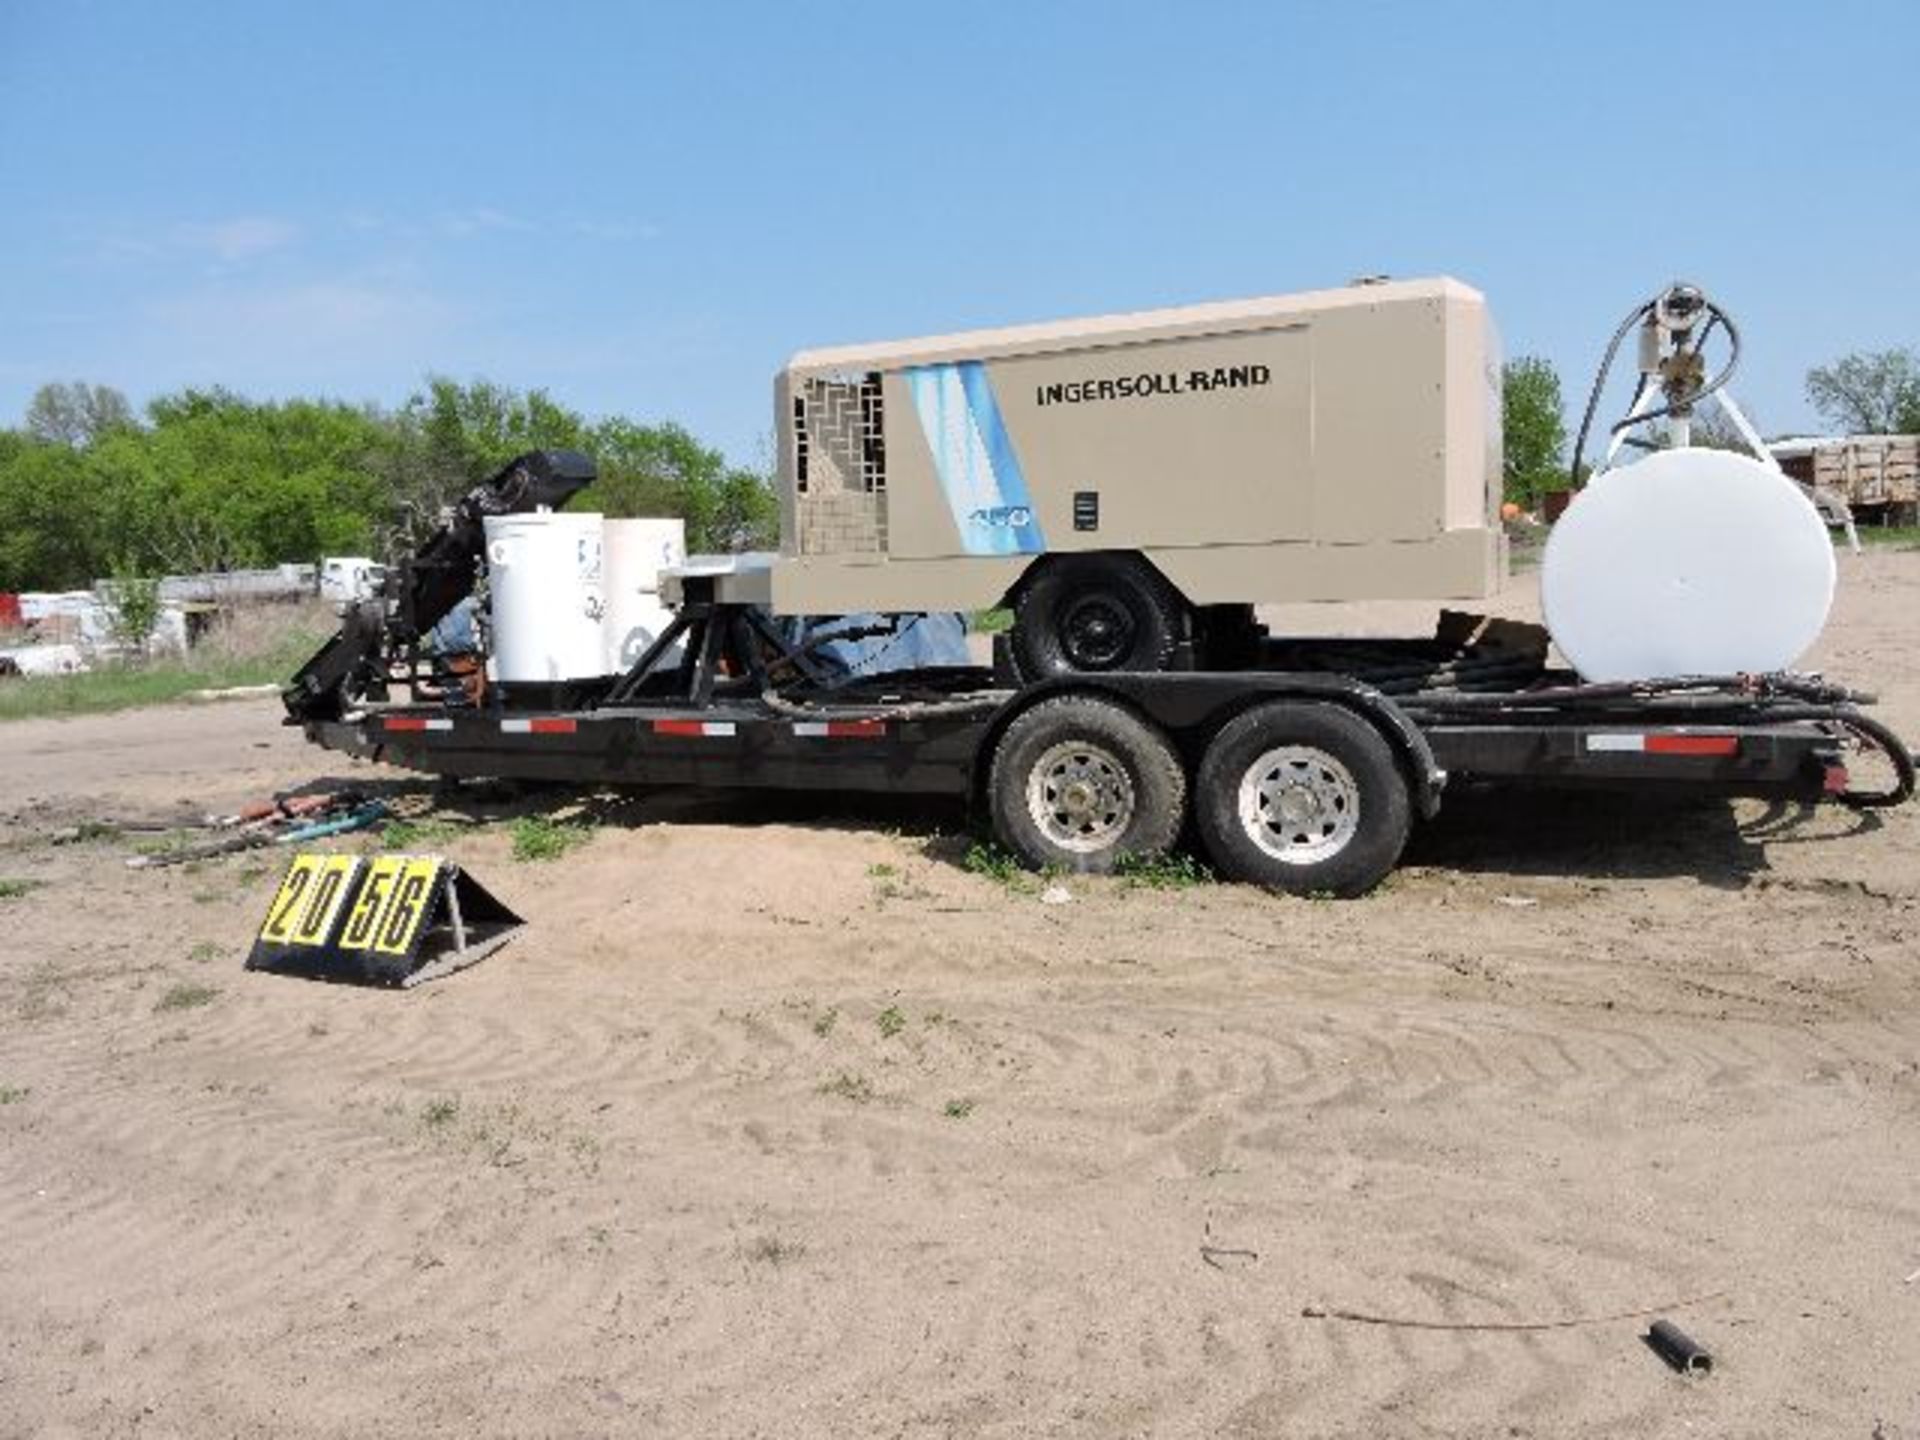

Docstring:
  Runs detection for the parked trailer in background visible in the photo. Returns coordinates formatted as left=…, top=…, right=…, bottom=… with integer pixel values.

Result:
left=1771, top=434, right=1919, bottom=523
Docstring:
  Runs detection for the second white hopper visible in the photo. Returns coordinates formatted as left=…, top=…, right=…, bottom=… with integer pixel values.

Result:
left=603, top=518, right=686, bottom=673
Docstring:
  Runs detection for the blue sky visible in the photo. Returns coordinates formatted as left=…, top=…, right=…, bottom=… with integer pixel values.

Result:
left=2, top=1, right=1915, bottom=464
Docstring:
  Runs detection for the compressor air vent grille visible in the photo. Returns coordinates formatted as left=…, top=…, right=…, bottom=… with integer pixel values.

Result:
left=793, top=373, right=888, bottom=555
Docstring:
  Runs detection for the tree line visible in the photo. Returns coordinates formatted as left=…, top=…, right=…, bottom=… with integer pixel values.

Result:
left=6, top=335, right=1915, bottom=591
left=0, top=379, right=777, bottom=593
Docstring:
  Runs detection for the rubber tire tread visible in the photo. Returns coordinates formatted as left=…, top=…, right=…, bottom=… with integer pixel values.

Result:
left=989, top=695, right=1187, bottom=875
left=1010, top=554, right=1185, bottom=679
left=1194, top=701, right=1411, bottom=897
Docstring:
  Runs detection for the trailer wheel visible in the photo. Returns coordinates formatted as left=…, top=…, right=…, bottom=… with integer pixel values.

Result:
left=1010, top=555, right=1186, bottom=677
left=1194, top=702, right=1410, bottom=897
left=989, top=696, right=1186, bottom=874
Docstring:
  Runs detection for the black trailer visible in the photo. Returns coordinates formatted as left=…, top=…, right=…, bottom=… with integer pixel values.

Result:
left=287, top=452, right=1913, bottom=897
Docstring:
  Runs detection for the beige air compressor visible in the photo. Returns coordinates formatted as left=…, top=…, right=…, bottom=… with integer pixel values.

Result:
left=767, top=276, right=1504, bottom=677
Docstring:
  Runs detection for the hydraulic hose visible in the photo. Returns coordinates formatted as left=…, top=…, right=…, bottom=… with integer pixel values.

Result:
left=1567, top=292, right=1743, bottom=488
left=1609, top=306, right=1742, bottom=435
left=1833, top=709, right=1919, bottom=809
left=757, top=685, right=1006, bottom=723
left=1567, top=300, right=1653, bottom=490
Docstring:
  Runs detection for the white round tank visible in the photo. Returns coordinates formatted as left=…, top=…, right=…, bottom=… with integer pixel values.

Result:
left=483, top=513, right=607, bottom=682
left=603, top=518, right=686, bottom=673
left=1542, top=448, right=1835, bottom=682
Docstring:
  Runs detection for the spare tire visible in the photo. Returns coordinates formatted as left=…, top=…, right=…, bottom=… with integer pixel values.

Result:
left=1010, top=554, right=1187, bottom=679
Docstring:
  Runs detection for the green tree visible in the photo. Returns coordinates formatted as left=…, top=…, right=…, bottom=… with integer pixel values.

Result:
left=372, top=378, right=595, bottom=546
left=590, top=417, right=776, bottom=552
left=0, top=434, right=114, bottom=589
left=24, top=381, right=135, bottom=447
left=1684, top=408, right=1758, bottom=453
left=0, top=374, right=768, bottom=590
left=1501, top=356, right=1566, bottom=508
left=1805, top=349, right=1920, bottom=434
left=100, top=563, right=163, bottom=656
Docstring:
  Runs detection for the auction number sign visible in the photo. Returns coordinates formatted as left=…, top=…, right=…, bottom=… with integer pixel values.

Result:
left=249, top=852, right=449, bottom=979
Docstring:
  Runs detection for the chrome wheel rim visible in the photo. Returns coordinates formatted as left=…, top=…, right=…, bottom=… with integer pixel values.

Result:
left=1238, top=745, right=1360, bottom=864
left=1027, top=740, right=1135, bottom=853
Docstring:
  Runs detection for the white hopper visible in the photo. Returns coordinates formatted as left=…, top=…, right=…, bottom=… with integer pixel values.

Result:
left=483, top=513, right=606, bottom=682
left=602, top=518, right=686, bottom=673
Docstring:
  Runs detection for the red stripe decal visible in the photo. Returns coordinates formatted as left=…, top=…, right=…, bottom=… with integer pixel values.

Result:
left=828, top=719, right=885, bottom=738
left=653, top=719, right=706, bottom=736
left=528, top=717, right=577, bottom=734
left=1645, top=734, right=1739, bottom=756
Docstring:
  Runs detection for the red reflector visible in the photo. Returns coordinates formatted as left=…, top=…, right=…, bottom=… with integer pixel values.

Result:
left=653, top=719, right=705, bottom=736
left=383, top=716, right=429, bottom=732
left=1645, top=734, right=1739, bottom=757
left=828, top=719, right=885, bottom=738
left=1823, top=763, right=1850, bottom=795
left=528, top=718, right=576, bottom=734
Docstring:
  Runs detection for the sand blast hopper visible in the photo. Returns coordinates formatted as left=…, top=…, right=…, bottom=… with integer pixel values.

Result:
left=1542, top=283, right=1849, bottom=683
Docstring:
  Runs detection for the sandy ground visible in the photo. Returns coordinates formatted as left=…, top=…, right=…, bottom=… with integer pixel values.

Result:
left=2, top=551, right=1918, bottom=1439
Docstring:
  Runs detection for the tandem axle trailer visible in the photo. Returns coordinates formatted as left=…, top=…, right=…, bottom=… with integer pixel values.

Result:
left=295, top=554, right=1914, bottom=897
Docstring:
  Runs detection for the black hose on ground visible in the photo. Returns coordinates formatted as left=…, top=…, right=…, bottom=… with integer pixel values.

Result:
left=1833, top=709, right=1919, bottom=809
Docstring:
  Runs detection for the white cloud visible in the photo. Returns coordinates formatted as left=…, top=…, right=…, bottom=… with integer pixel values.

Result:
left=144, top=279, right=454, bottom=350
left=173, top=216, right=299, bottom=262
left=568, top=218, right=663, bottom=242
left=440, top=207, right=535, bottom=238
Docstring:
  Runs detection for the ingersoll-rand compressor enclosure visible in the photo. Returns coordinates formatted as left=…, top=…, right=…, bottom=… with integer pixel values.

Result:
left=770, top=277, right=1505, bottom=637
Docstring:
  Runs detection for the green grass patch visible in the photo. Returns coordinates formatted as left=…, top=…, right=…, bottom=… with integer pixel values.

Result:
left=745, top=1234, right=805, bottom=1266
left=421, top=1097, right=460, bottom=1130
left=1852, top=524, right=1920, bottom=548
left=0, top=623, right=327, bottom=723
left=963, top=840, right=1032, bottom=889
left=0, top=878, right=46, bottom=900
left=0, top=1085, right=30, bottom=1104
left=382, top=817, right=465, bottom=850
left=876, top=1005, right=906, bottom=1039
left=509, top=815, right=592, bottom=863
left=818, top=1071, right=875, bottom=1104
left=131, top=830, right=197, bottom=857
left=154, top=982, right=220, bottom=1013
left=942, top=1097, right=975, bottom=1120
left=811, top=1007, right=839, bottom=1038
left=1114, top=851, right=1214, bottom=891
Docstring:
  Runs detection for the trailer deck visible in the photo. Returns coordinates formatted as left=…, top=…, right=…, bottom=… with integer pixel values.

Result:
left=297, top=591, right=1910, bottom=896
left=286, top=451, right=1913, bottom=896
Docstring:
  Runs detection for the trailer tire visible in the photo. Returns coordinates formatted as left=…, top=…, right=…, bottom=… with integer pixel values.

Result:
left=989, top=695, right=1186, bottom=874
left=1194, top=701, right=1410, bottom=897
left=1010, top=554, right=1186, bottom=678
